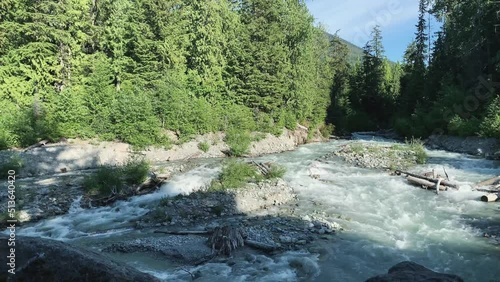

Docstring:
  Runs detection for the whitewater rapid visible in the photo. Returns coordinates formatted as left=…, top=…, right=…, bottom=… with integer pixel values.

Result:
left=15, top=138, right=500, bottom=281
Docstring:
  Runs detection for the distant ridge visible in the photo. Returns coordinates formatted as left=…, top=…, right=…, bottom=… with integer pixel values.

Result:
left=326, top=32, right=364, bottom=64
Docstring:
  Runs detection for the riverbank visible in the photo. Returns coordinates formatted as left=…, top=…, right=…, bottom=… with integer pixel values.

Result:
left=0, top=127, right=323, bottom=178
left=426, top=134, right=500, bottom=160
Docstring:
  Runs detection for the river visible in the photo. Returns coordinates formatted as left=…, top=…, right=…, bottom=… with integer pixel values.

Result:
left=16, top=136, right=500, bottom=281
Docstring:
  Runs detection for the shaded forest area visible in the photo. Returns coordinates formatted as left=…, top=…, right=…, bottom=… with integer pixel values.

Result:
left=0, top=0, right=499, bottom=149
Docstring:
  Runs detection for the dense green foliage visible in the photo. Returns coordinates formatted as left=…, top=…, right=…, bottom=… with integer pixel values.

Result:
left=330, top=0, right=499, bottom=138
left=1, top=0, right=497, bottom=147
left=0, top=0, right=336, bottom=148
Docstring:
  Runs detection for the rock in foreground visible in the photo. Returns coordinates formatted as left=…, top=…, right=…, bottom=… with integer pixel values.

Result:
left=366, top=261, right=464, bottom=282
left=0, top=236, right=159, bottom=282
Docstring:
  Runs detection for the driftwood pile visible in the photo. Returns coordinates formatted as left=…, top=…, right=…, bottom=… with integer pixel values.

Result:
left=396, top=169, right=500, bottom=203
left=395, top=169, right=459, bottom=194
left=249, top=161, right=272, bottom=176
left=474, top=176, right=500, bottom=202
left=154, top=226, right=278, bottom=255
left=135, top=172, right=169, bottom=194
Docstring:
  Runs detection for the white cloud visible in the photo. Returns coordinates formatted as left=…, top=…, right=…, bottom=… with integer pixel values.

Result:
left=306, top=0, right=419, bottom=46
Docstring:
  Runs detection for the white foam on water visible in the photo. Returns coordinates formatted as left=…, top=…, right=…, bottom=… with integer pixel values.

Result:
left=17, top=164, right=221, bottom=241
left=159, top=165, right=220, bottom=197
left=258, top=141, right=500, bottom=281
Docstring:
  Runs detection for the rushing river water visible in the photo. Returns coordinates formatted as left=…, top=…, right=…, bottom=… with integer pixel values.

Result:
left=17, top=136, right=500, bottom=281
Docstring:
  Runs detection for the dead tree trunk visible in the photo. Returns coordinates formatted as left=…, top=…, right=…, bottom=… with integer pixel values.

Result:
left=396, top=170, right=459, bottom=190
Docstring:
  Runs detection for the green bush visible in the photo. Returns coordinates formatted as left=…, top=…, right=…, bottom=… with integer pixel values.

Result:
left=122, top=158, right=150, bottom=185
left=83, top=158, right=150, bottom=197
left=266, top=164, right=287, bottom=179
left=198, top=141, right=210, bottom=153
left=225, top=128, right=252, bottom=157
left=0, top=129, right=17, bottom=150
left=252, top=132, right=267, bottom=142
left=447, top=115, right=480, bottom=137
left=480, top=97, right=500, bottom=139
left=0, top=155, right=24, bottom=178
left=407, top=138, right=427, bottom=164
left=319, top=124, right=335, bottom=138
left=283, top=110, right=297, bottom=130
left=83, top=166, right=123, bottom=196
left=209, top=160, right=259, bottom=190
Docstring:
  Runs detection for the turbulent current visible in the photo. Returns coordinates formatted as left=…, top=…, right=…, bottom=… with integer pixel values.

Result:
left=16, top=136, right=500, bottom=281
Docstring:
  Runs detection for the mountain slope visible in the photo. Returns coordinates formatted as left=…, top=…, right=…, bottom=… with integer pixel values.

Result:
left=326, top=32, right=364, bottom=63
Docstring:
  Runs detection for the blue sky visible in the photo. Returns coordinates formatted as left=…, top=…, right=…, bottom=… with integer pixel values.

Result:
left=305, top=0, right=440, bottom=62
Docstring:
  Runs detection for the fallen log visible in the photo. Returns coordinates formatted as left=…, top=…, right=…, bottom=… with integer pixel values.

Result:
left=136, top=174, right=168, bottom=193
left=475, top=187, right=500, bottom=193
left=154, top=230, right=210, bottom=235
left=475, top=176, right=500, bottom=188
left=251, top=161, right=270, bottom=176
left=396, top=170, right=459, bottom=190
left=406, top=176, right=447, bottom=191
left=23, top=139, right=49, bottom=152
left=481, top=193, right=499, bottom=202
left=244, top=240, right=278, bottom=252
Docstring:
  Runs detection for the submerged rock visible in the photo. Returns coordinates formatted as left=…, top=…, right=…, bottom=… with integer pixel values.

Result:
left=0, top=236, right=160, bottom=282
left=366, top=261, right=464, bottom=282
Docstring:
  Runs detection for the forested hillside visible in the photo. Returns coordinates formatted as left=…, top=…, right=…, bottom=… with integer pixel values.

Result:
left=0, top=0, right=340, bottom=149
left=329, top=0, right=500, bottom=138
left=393, top=0, right=500, bottom=139
left=0, top=0, right=499, bottom=150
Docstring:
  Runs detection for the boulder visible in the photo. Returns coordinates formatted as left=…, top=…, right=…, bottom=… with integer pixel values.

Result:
left=366, top=261, right=464, bottom=282
left=0, top=236, right=160, bottom=282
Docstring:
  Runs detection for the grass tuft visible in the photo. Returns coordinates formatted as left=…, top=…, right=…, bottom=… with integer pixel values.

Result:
left=265, top=164, right=287, bottom=179
left=208, top=160, right=259, bottom=191
left=406, top=138, right=427, bottom=164
left=83, top=158, right=151, bottom=197
left=198, top=141, right=210, bottom=153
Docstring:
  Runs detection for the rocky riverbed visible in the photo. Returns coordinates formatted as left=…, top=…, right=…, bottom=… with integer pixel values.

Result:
left=327, top=141, right=426, bottom=170
left=104, top=178, right=342, bottom=266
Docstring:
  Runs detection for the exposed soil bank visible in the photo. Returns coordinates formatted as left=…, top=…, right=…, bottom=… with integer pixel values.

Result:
left=0, top=128, right=323, bottom=178
left=426, top=134, right=500, bottom=160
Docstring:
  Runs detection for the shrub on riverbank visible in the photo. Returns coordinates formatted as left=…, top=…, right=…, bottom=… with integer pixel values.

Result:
left=198, top=141, right=210, bottom=153
left=0, top=154, right=24, bottom=178
left=209, top=160, right=260, bottom=191
left=406, top=138, right=427, bottom=164
left=266, top=164, right=287, bottom=179
left=225, top=129, right=252, bottom=157
left=83, top=159, right=150, bottom=197
left=208, top=160, right=287, bottom=191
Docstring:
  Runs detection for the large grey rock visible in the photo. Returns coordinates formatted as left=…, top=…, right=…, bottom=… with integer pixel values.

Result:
left=366, top=261, right=464, bottom=282
left=103, top=235, right=213, bottom=265
left=0, top=236, right=160, bottom=282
